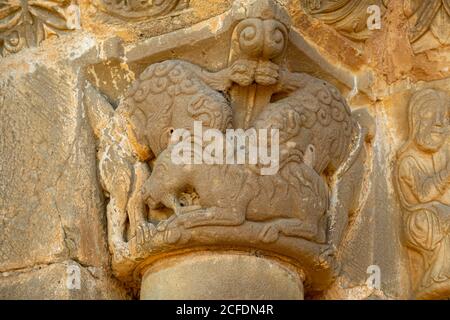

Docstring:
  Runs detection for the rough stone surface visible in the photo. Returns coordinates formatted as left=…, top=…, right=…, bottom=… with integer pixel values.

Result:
left=0, top=32, right=130, bottom=299
left=0, top=261, right=129, bottom=299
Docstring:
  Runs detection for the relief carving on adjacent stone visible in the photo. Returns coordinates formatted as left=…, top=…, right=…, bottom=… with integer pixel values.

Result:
left=0, top=0, right=80, bottom=56
left=404, top=0, right=450, bottom=53
left=93, top=0, right=189, bottom=20
left=86, top=0, right=374, bottom=293
left=301, top=0, right=387, bottom=42
left=395, top=88, right=450, bottom=299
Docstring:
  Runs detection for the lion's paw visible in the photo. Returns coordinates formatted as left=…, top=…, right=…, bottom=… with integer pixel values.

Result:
left=259, top=224, right=280, bottom=243
left=163, top=227, right=182, bottom=244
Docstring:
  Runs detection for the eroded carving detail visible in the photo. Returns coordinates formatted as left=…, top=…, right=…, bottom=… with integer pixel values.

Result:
left=94, top=0, right=189, bottom=20
left=87, top=0, right=373, bottom=293
left=302, top=0, right=387, bottom=41
left=395, top=88, right=450, bottom=299
left=0, top=0, right=80, bottom=56
left=404, top=0, right=450, bottom=53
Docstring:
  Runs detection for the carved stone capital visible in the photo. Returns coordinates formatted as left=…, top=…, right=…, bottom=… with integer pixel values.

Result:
left=85, top=0, right=374, bottom=299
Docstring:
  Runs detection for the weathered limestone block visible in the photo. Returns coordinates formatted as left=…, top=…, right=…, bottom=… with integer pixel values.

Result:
left=0, top=261, right=128, bottom=299
left=0, top=32, right=129, bottom=298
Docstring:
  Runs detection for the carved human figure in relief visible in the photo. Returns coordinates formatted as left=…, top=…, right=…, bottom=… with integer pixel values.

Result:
left=396, top=88, right=450, bottom=298
left=302, top=0, right=387, bottom=41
